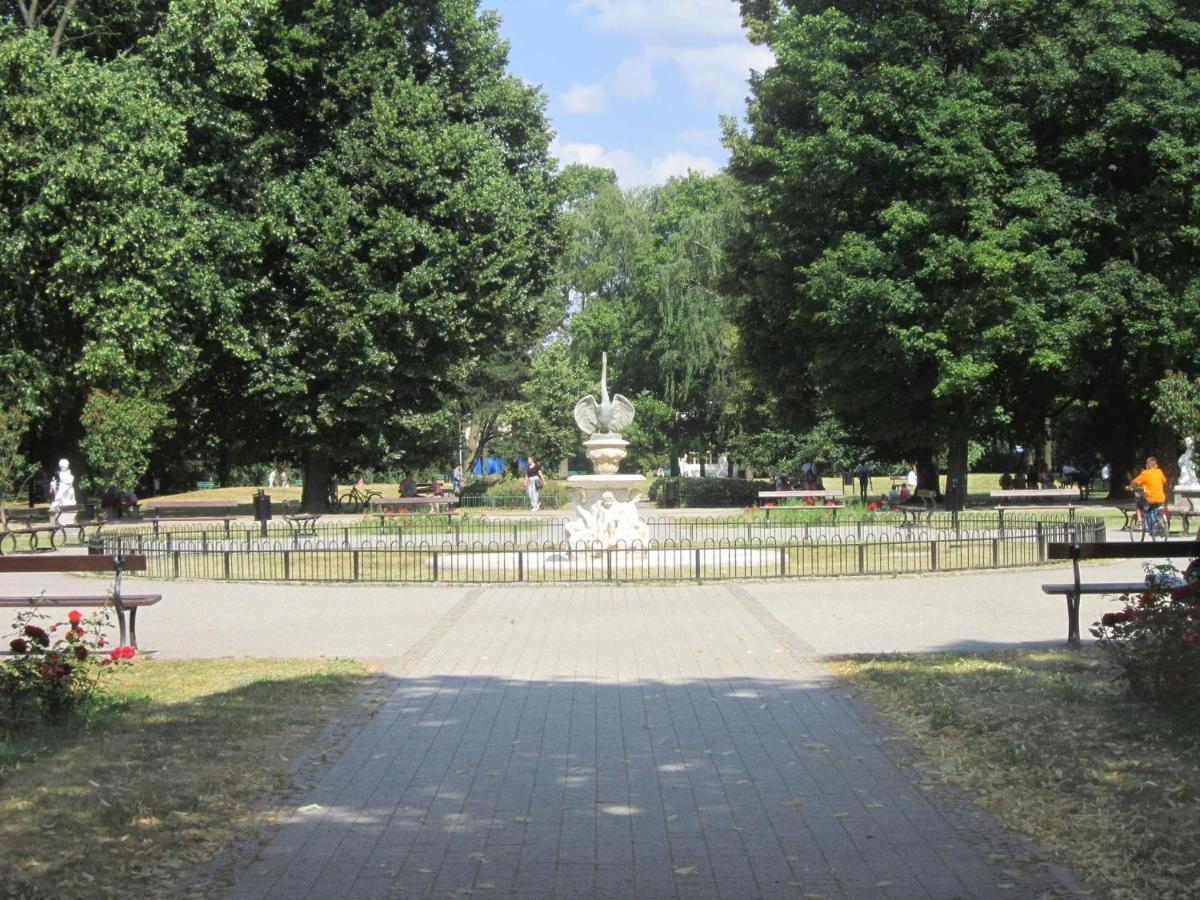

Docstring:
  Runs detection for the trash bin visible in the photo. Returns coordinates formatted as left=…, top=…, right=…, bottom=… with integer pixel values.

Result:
left=664, top=480, right=680, bottom=509
left=253, top=490, right=272, bottom=535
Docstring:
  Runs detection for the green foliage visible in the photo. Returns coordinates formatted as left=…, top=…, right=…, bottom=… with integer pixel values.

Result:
left=0, top=405, right=33, bottom=524
left=457, top=475, right=565, bottom=510
left=653, top=476, right=764, bottom=508
left=2, top=606, right=132, bottom=731
left=507, top=342, right=592, bottom=465
left=1152, top=372, right=1200, bottom=438
left=726, top=0, right=1200, bottom=484
left=79, top=390, right=169, bottom=492
left=1092, top=568, right=1200, bottom=708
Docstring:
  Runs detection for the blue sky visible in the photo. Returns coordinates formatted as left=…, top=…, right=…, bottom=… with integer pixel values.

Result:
left=485, top=0, right=772, bottom=187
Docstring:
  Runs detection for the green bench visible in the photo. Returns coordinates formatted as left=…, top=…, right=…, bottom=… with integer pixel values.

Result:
left=194, top=481, right=218, bottom=490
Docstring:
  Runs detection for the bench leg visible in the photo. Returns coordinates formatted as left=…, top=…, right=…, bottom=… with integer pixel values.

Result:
left=129, top=607, right=138, bottom=649
left=1066, top=592, right=1081, bottom=648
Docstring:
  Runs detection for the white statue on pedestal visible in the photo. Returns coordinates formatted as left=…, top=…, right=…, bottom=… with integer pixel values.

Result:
left=1179, top=436, right=1198, bottom=488
left=565, top=491, right=649, bottom=551
left=50, top=458, right=76, bottom=510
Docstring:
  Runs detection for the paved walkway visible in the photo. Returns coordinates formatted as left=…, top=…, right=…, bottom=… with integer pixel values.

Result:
left=8, top=562, right=1153, bottom=898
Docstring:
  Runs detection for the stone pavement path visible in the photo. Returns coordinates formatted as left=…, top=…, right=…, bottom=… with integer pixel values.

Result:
left=212, top=582, right=1085, bottom=899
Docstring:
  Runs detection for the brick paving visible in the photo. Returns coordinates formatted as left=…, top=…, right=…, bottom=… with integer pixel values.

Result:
left=203, top=581, right=1089, bottom=899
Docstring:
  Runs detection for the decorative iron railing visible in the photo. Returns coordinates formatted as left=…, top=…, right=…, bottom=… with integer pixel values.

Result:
left=90, top=512, right=1105, bottom=584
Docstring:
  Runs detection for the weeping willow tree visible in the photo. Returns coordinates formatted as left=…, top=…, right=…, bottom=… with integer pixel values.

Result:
left=562, top=168, right=745, bottom=472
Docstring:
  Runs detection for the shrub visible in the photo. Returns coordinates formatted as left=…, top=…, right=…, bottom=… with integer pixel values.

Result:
left=2, top=605, right=135, bottom=732
left=654, top=477, right=765, bottom=508
left=1090, top=565, right=1200, bottom=708
left=458, top=476, right=566, bottom=510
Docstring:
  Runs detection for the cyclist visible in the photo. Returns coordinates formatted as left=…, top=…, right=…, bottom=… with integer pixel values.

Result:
left=1128, top=456, right=1169, bottom=536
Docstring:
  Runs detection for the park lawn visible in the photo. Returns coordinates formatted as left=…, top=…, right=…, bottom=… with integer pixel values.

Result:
left=0, top=657, right=374, bottom=898
left=835, top=649, right=1200, bottom=900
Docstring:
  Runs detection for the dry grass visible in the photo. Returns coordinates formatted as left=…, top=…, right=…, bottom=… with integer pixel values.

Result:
left=0, top=657, right=373, bottom=899
left=834, top=649, right=1200, bottom=900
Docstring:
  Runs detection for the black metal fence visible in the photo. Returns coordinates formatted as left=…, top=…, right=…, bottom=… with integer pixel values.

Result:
left=91, top=512, right=1105, bottom=584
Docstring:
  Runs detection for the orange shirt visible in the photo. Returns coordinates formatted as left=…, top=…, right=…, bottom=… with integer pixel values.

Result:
left=1132, top=467, right=1168, bottom=504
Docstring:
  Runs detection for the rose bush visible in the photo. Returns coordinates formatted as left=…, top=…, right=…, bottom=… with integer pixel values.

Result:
left=2, top=603, right=135, bottom=731
left=1091, top=565, right=1200, bottom=707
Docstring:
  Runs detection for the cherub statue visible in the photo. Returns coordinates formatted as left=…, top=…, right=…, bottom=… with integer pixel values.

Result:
left=573, top=352, right=635, bottom=436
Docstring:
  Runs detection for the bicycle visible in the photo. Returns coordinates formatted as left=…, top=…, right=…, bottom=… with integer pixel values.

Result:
left=336, top=484, right=382, bottom=514
left=1129, top=492, right=1169, bottom=542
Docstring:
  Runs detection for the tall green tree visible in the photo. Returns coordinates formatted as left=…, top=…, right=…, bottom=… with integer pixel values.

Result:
left=556, top=167, right=747, bottom=473
left=729, top=1, right=1112, bottom=503
left=728, top=1, right=1200, bottom=501
left=240, top=1, right=560, bottom=509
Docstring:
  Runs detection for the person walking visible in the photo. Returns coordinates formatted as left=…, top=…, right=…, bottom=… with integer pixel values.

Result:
left=855, top=462, right=870, bottom=502
left=268, top=468, right=277, bottom=488
left=525, top=454, right=542, bottom=512
left=280, top=469, right=289, bottom=488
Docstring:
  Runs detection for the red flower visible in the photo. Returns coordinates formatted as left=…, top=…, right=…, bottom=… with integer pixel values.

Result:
left=9, top=638, right=29, bottom=654
left=1183, top=632, right=1200, bottom=647
left=1101, top=612, right=1121, bottom=627
left=97, top=636, right=107, bottom=647
left=23, top=625, right=49, bottom=647
left=111, top=646, right=136, bottom=661
left=68, top=610, right=82, bottom=626
left=73, top=645, right=89, bottom=661
left=1137, top=593, right=1155, bottom=608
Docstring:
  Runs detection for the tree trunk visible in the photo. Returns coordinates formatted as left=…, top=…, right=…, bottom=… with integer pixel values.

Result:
left=944, top=428, right=970, bottom=510
left=915, top=448, right=939, bottom=497
left=301, top=449, right=333, bottom=512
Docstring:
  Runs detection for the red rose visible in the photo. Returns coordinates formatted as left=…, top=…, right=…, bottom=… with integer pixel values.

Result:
left=97, top=636, right=107, bottom=647
left=23, top=625, right=49, bottom=647
left=73, top=645, right=88, bottom=661
left=112, top=646, right=136, bottom=661
left=1101, top=612, right=1120, bottom=627
left=68, top=610, right=82, bottom=626
left=9, top=638, right=29, bottom=654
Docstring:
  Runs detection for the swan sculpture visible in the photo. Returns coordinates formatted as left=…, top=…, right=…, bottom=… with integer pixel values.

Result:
left=573, top=352, right=635, bottom=435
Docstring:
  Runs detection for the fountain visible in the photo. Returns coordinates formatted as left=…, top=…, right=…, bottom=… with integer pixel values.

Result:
left=565, top=353, right=650, bottom=548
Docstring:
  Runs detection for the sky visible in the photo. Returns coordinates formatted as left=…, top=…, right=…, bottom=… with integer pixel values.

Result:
left=484, top=0, right=773, bottom=188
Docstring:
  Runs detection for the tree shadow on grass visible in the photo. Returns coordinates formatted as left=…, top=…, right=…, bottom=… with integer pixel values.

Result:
left=0, top=660, right=368, bottom=898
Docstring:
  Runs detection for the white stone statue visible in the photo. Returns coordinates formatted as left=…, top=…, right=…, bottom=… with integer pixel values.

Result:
left=565, top=491, right=649, bottom=551
left=49, top=458, right=76, bottom=510
left=573, top=352, right=635, bottom=437
left=1179, top=436, right=1198, bottom=488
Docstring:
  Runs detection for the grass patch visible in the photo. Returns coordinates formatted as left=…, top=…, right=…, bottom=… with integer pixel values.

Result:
left=834, top=649, right=1200, bottom=899
left=0, top=657, right=373, bottom=898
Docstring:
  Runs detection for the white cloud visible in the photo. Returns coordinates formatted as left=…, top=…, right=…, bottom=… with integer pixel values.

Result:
left=648, top=43, right=774, bottom=109
left=553, top=139, right=721, bottom=188
left=570, top=0, right=745, bottom=40
left=558, top=82, right=607, bottom=114
left=648, top=150, right=721, bottom=182
left=675, top=127, right=720, bottom=146
left=614, top=56, right=656, bottom=98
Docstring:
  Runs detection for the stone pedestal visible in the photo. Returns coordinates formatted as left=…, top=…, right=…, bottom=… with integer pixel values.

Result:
left=1175, top=485, right=1200, bottom=511
left=567, top=474, right=648, bottom=508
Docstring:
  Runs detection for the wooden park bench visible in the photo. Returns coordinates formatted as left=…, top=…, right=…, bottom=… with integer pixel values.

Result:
left=142, top=500, right=240, bottom=536
left=0, top=554, right=160, bottom=648
left=991, top=488, right=1081, bottom=505
left=194, top=480, right=218, bottom=489
left=0, top=508, right=67, bottom=554
left=1043, top=540, right=1199, bottom=647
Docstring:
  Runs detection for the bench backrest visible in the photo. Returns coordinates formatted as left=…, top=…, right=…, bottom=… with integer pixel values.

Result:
left=1047, top=541, right=1198, bottom=561
left=0, top=554, right=147, bottom=573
